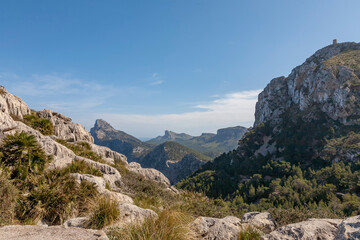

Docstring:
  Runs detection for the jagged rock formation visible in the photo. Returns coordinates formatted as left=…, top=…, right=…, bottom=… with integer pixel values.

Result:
left=38, top=109, right=94, bottom=143
left=255, top=42, right=360, bottom=127
left=90, top=119, right=151, bottom=161
left=147, top=126, right=248, bottom=158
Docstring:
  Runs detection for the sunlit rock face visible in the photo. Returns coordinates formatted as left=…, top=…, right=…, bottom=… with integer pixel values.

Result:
left=255, top=42, right=360, bottom=128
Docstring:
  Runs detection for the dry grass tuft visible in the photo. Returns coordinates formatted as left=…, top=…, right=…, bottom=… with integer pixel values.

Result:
left=107, top=210, right=195, bottom=240
left=0, top=170, right=17, bottom=226
left=86, top=197, right=120, bottom=229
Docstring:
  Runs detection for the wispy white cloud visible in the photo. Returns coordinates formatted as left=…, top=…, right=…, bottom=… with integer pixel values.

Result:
left=99, top=89, right=261, bottom=138
left=1, top=72, right=261, bottom=138
left=150, top=72, right=163, bottom=85
left=1, top=73, right=116, bottom=112
left=150, top=80, right=163, bottom=85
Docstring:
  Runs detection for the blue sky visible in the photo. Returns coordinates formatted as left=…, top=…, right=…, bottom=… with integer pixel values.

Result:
left=1, top=0, right=360, bottom=138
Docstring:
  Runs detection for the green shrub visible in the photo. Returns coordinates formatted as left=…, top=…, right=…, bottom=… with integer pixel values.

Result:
left=16, top=170, right=98, bottom=224
left=56, top=140, right=105, bottom=163
left=0, top=132, right=51, bottom=181
left=107, top=210, right=194, bottom=240
left=0, top=170, right=17, bottom=225
left=23, top=112, right=54, bottom=135
left=87, top=197, right=120, bottom=229
left=63, top=160, right=103, bottom=177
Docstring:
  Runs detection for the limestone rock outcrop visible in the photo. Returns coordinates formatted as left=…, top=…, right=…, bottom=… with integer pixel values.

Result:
left=262, top=218, right=342, bottom=240
left=190, top=216, right=242, bottom=240
left=0, top=86, right=31, bottom=120
left=70, top=173, right=133, bottom=204
left=37, top=109, right=94, bottom=143
left=127, top=162, right=171, bottom=187
left=0, top=225, right=108, bottom=240
left=88, top=142, right=127, bottom=165
left=241, top=212, right=276, bottom=233
left=255, top=42, right=360, bottom=127
left=106, top=203, right=158, bottom=229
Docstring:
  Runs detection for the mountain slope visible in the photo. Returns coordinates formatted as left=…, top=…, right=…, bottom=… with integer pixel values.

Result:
left=178, top=41, right=360, bottom=218
left=140, top=141, right=211, bottom=184
left=90, top=120, right=246, bottom=183
left=147, top=126, right=248, bottom=158
left=90, top=119, right=152, bottom=161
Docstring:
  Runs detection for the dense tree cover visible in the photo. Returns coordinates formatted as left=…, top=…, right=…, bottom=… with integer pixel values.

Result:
left=177, top=107, right=360, bottom=220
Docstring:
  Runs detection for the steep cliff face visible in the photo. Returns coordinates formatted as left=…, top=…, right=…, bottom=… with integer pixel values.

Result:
left=178, top=41, right=360, bottom=212
left=255, top=42, right=360, bottom=127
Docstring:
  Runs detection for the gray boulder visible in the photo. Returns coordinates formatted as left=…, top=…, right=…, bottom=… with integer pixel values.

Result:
left=127, top=162, right=171, bottom=187
left=241, top=212, right=276, bottom=233
left=37, top=109, right=94, bottom=143
left=191, top=216, right=242, bottom=240
left=262, top=218, right=342, bottom=240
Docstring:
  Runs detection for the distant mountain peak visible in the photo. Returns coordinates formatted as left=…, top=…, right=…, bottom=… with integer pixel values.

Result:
left=94, top=119, right=114, bottom=130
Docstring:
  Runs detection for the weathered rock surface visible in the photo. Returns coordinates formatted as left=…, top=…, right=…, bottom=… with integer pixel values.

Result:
left=63, top=217, right=89, bottom=228
left=37, top=109, right=94, bottom=143
left=0, top=86, right=31, bottom=120
left=255, top=42, right=360, bottom=127
left=127, top=161, right=171, bottom=187
left=262, top=218, right=342, bottom=240
left=71, top=173, right=133, bottom=204
left=241, top=212, right=276, bottom=233
left=191, top=216, right=242, bottom=240
left=88, top=142, right=127, bottom=165
left=0, top=225, right=108, bottom=240
left=335, top=215, right=360, bottom=240
left=106, top=203, right=158, bottom=229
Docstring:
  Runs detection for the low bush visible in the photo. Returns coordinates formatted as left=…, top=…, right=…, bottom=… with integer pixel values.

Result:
left=23, top=112, right=54, bottom=135
left=63, top=160, right=103, bottom=177
left=56, top=140, right=105, bottom=163
left=16, top=170, right=98, bottom=224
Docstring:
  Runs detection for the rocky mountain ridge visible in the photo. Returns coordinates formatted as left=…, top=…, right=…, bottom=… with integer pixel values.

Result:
left=147, top=126, right=248, bottom=157
left=91, top=119, right=212, bottom=184
left=90, top=119, right=151, bottom=160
